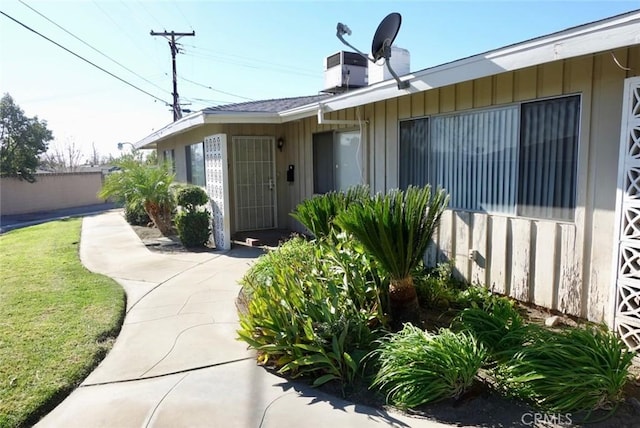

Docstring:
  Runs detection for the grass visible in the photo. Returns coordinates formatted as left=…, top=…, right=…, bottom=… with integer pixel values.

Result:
left=0, top=219, right=125, bottom=428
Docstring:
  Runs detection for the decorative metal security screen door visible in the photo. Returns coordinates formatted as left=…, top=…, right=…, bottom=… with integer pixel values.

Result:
left=613, top=76, right=640, bottom=352
left=232, top=136, right=277, bottom=231
left=204, top=134, right=231, bottom=250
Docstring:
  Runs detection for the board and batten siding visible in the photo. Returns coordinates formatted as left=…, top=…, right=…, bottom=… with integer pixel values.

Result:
left=156, top=123, right=289, bottom=232
left=154, top=47, right=640, bottom=324
left=288, top=47, right=640, bottom=322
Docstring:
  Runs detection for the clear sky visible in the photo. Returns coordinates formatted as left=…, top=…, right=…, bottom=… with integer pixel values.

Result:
left=1, top=0, right=638, bottom=160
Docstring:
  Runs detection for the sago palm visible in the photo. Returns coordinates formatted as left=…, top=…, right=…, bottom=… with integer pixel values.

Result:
left=335, top=185, right=449, bottom=326
left=99, top=160, right=175, bottom=235
left=290, top=185, right=370, bottom=239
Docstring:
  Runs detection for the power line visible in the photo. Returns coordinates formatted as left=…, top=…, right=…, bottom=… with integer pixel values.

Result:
left=0, top=10, right=170, bottom=105
left=182, top=50, right=320, bottom=79
left=181, top=43, right=319, bottom=75
left=18, top=0, right=171, bottom=96
left=132, top=0, right=164, bottom=30
left=178, top=75, right=254, bottom=101
left=91, top=0, right=164, bottom=71
left=171, top=2, right=193, bottom=31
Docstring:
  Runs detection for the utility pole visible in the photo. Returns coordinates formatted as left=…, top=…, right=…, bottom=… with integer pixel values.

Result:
left=150, top=30, right=195, bottom=121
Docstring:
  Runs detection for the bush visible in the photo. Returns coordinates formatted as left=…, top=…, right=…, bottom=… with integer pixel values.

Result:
left=173, top=184, right=211, bottom=248
left=415, top=262, right=459, bottom=309
left=370, top=325, right=486, bottom=409
left=124, top=201, right=151, bottom=226
left=290, top=185, right=370, bottom=240
left=453, top=298, right=534, bottom=359
left=237, top=237, right=382, bottom=388
left=175, top=211, right=210, bottom=248
left=494, top=326, right=634, bottom=414
left=175, top=185, right=209, bottom=211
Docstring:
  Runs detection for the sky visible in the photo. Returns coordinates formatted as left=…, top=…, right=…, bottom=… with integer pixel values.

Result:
left=1, top=0, right=638, bottom=160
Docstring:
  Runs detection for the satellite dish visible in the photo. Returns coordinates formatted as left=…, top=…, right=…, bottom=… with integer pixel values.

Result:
left=335, top=13, right=409, bottom=90
left=371, top=13, right=401, bottom=62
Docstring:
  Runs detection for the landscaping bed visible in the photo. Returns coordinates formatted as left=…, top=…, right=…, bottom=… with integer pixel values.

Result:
left=234, top=187, right=640, bottom=428
left=129, top=187, right=640, bottom=427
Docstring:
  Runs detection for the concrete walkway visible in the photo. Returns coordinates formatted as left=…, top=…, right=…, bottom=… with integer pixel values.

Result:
left=35, top=211, right=447, bottom=428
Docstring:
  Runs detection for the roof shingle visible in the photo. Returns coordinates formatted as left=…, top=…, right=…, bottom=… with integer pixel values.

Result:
left=202, top=94, right=332, bottom=114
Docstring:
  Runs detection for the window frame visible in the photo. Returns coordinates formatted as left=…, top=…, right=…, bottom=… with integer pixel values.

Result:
left=185, top=142, right=205, bottom=187
left=397, top=94, right=582, bottom=222
left=163, top=149, right=175, bottom=173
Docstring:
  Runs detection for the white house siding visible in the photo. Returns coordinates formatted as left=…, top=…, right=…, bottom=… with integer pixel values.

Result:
left=287, top=47, right=640, bottom=323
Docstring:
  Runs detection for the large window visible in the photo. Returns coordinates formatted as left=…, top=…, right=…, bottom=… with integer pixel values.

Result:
left=163, top=149, right=175, bottom=173
left=399, top=95, right=580, bottom=221
left=185, top=142, right=205, bottom=187
left=313, top=130, right=362, bottom=193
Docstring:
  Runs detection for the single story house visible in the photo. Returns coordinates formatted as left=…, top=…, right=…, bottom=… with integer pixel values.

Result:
left=136, top=10, right=640, bottom=350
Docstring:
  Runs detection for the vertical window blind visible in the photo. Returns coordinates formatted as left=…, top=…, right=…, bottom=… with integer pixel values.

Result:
left=518, top=96, right=580, bottom=220
left=430, top=106, right=519, bottom=214
left=399, top=95, right=580, bottom=221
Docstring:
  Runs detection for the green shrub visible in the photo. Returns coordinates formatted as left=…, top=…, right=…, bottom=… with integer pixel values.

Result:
left=175, top=211, right=210, bottom=248
left=453, top=285, right=503, bottom=310
left=370, top=325, right=486, bottom=409
left=495, top=326, right=634, bottom=415
left=123, top=201, right=151, bottom=226
left=453, top=299, right=533, bottom=359
left=290, top=185, right=370, bottom=240
left=415, top=262, right=459, bottom=309
left=175, top=185, right=209, bottom=211
left=237, top=237, right=382, bottom=388
left=173, top=184, right=211, bottom=248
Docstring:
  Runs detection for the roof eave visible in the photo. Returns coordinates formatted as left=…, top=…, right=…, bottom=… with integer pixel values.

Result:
left=136, top=11, right=640, bottom=147
left=320, top=10, right=640, bottom=113
left=279, top=103, right=323, bottom=122
left=135, top=111, right=206, bottom=149
left=203, top=111, right=282, bottom=124
left=135, top=111, right=282, bottom=148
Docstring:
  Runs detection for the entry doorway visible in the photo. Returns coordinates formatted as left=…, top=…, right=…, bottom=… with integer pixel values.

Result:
left=232, top=136, right=277, bottom=231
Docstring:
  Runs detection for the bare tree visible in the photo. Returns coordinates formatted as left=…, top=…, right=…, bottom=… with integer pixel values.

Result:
left=40, top=138, right=85, bottom=172
left=89, top=142, right=101, bottom=166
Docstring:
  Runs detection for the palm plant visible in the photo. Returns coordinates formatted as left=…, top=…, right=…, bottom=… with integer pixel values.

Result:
left=335, top=185, right=449, bottom=326
left=99, top=159, right=175, bottom=235
left=290, top=185, right=370, bottom=240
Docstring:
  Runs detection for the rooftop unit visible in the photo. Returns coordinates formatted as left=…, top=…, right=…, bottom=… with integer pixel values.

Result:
left=322, top=51, right=368, bottom=94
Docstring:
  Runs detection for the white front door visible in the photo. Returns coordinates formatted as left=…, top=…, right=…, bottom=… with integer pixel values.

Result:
left=233, top=136, right=277, bottom=231
left=612, top=76, right=640, bottom=352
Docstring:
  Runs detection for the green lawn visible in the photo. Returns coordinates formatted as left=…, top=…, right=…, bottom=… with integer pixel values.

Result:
left=0, top=219, right=125, bottom=428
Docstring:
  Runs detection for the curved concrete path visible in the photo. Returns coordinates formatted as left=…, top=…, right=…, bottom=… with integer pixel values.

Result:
left=35, top=211, right=447, bottom=428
